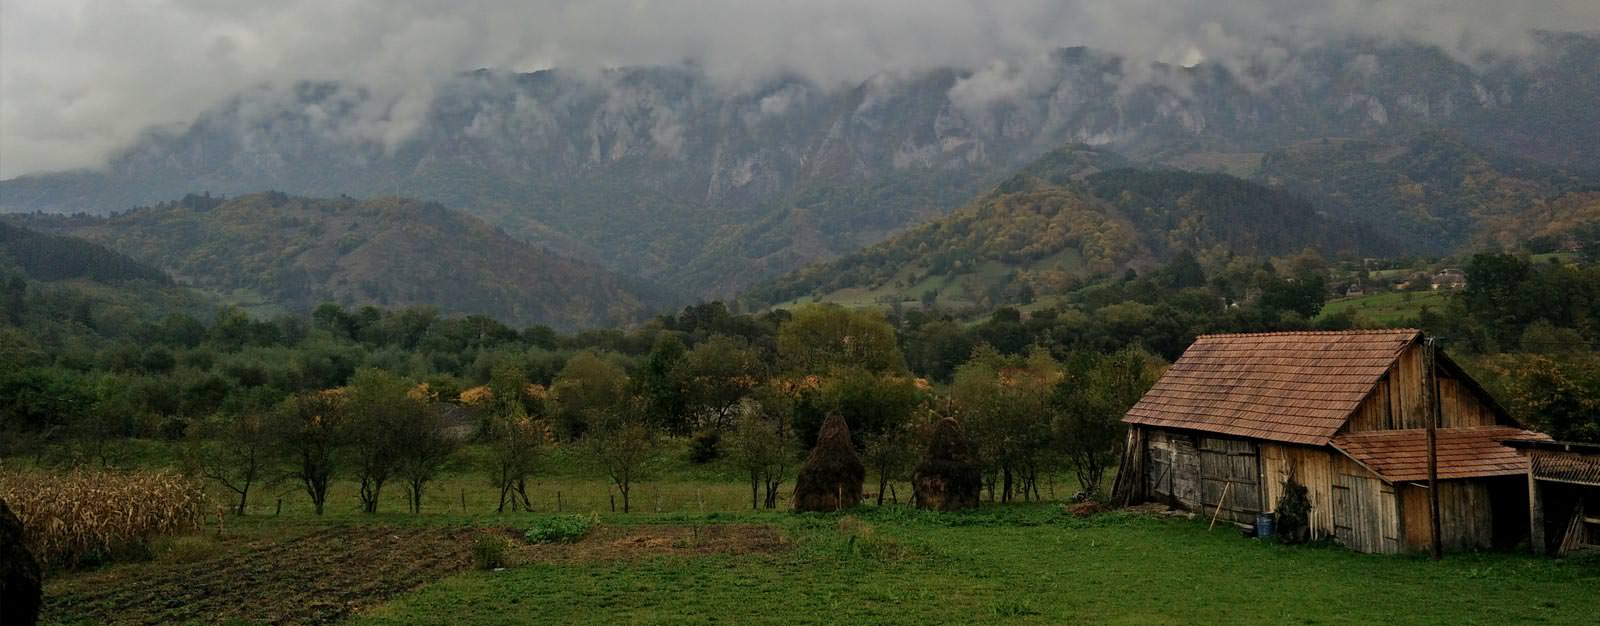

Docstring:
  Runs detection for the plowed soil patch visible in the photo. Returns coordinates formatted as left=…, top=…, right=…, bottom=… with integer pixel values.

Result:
left=44, top=526, right=483, bottom=626
left=525, top=523, right=788, bottom=562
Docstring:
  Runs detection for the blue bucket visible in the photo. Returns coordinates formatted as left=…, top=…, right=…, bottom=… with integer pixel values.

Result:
left=1256, top=513, right=1275, bottom=538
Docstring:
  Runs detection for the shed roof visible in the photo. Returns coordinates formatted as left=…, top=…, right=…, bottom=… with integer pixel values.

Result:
left=1332, top=426, right=1549, bottom=482
left=1123, top=329, right=1420, bottom=445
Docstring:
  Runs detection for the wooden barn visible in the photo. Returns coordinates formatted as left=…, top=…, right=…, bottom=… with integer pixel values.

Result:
left=1116, top=330, right=1548, bottom=554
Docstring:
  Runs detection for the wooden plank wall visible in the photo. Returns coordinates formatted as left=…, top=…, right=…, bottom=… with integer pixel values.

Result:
left=1198, top=437, right=1264, bottom=524
left=1331, top=454, right=1401, bottom=553
left=1145, top=429, right=1201, bottom=510
left=1261, top=443, right=1336, bottom=539
left=1345, top=344, right=1502, bottom=432
left=1398, top=482, right=1495, bottom=551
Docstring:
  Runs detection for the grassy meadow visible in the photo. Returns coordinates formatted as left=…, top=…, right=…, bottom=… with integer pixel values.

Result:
left=23, top=441, right=1600, bottom=626
left=352, top=507, right=1600, bottom=626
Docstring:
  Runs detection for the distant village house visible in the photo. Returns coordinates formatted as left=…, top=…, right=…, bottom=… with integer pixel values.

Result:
left=1431, top=269, right=1467, bottom=290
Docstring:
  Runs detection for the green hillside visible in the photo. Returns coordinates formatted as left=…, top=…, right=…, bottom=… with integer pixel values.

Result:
left=1258, top=132, right=1596, bottom=252
left=12, top=193, right=672, bottom=329
left=0, top=221, right=170, bottom=284
left=742, top=146, right=1395, bottom=309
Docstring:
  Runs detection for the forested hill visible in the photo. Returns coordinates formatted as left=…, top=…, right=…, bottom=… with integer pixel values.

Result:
left=0, top=221, right=169, bottom=284
left=1259, top=132, right=1599, bottom=253
left=10, top=193, right=671, bottom=329
left=741, top=148, right=1395, bottom=309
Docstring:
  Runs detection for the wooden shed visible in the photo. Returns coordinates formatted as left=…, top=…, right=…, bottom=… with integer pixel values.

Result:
left=1507, top=439, right=1600, bottom=556
left=1116, top=330, right=1547, bottom=554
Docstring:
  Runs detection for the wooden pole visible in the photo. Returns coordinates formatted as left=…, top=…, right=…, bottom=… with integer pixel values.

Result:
left=1209, top=481, right=1233, bottom=531
left=1425, top=337, right=1443, bottom=561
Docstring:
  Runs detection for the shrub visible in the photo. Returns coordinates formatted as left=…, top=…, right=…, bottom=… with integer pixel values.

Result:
left=472, top=534, right=509, bottom=570
left=0, top=469, right=210, bottom=568
left=524, top=515, right=594, bottom=544
left=1275, top=477, right=1313, bottom=545
left=688, top=429, right=722, bottom=464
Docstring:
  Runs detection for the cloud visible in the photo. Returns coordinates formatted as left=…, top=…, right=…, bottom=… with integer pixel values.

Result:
left=1, top=0, right=1597, bottom=177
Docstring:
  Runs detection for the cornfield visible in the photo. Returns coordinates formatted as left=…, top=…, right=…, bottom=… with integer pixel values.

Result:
left=0, top=469, right=211, bottom=568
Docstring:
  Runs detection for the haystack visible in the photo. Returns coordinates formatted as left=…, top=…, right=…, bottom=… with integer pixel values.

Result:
left=1, top=499, right=42, bottom=626
left=912, top=417, right=981, bottom=510
left=793, top=414, right=865, bottom=512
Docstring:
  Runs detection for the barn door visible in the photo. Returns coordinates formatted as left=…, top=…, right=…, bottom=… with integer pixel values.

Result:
left=1147, top=431, right=1201, bottom=509
left=1198, top=437, right=1262, bottom=524
left=1333, top=472, right=1397, bottom=553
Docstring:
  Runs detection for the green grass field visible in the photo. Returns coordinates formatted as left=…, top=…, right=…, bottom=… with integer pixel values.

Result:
left=1320, top=290, right=1452, bottom=325
left=28, top=442, right=1600, bottom=625
left=349, top=507, right=1600, bottom=626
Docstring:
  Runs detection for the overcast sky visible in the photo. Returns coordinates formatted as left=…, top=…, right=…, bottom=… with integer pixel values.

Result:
left=2, top=0, right=1597, bottom=178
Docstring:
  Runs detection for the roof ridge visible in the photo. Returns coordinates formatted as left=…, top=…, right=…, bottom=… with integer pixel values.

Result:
left=1196, top=329, right=1420, bottom=339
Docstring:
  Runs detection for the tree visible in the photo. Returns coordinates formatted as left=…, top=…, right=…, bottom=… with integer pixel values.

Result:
left=271, top=389, right=346, bottom=515
left=637, top=333, right=689, bottom=433
left=483, top=364, right=541, bottom=512
left=346, top=368, right=420, bottom=514
left=1052, top=348, right=1159, bottom=496
left=395, top=404, right=454, bottom=514
left=191, top=413, right=271, bottom=515
left=778, top=305, right=906, bottom=376
left=585, top=396, right=657, bottom=513
left=951, top=346, right=1061, bottom=502
left=550, top=351, right=630, bottom=440
left=678, top=335, right=765, bottom=431
left=728, top=381, right=801, bottom=509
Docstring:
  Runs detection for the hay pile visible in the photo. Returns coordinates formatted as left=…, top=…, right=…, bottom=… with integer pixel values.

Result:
left=1, top=499, right=42, bottom=626
left=793, top=414, right=864, bottom=512
left=912, top=417, right=981, bottom=511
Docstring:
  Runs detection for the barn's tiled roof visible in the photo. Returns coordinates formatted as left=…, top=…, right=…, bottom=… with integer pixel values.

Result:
left=1332, top=426, right=1549, bottom=481
left=1123, top=330, right=1420, bottom=445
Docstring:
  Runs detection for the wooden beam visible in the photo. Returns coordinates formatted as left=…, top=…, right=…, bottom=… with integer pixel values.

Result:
left=1529, top=469, right=1545, bottom=555
left=1425, top=336, right=1443, bottom=560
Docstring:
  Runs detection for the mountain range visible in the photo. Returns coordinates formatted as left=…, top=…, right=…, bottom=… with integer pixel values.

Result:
left=2, top=35, right=1598, bottom=310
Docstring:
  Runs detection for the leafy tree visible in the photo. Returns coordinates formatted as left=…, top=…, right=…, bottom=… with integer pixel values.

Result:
left=190, top=413, right=272, bottom=515
left=778, top=305, right=906, bottom=376
left=585, top=396, right=657, bottom=513
left=951, top=346, right=1061, bottom=502
left=345, top=368, right=421, bottom=513
left=678, top=335, right=765, bottom=431
left=1052, top=348, right=1159, bottom=496
left=729, top=381, right=801, bottom=509
left=636, top=333, right=689, bottom=432
left=271, top=389, right=347, bottom=515
left=550, top=351, right=630, bottom=440
left=395, top=404, right=454, bottom=514
left=484, top=363, right=541, bottom=512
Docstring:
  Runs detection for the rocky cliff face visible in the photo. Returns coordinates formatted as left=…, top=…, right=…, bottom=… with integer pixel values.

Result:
left=4, top=36, right=1595, bottom=296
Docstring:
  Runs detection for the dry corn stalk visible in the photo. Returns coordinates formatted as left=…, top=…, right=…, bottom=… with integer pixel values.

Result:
left=0, top=469, right=210, bottom=568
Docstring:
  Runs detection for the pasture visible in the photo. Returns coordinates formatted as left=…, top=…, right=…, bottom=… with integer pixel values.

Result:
left=21, top=443, right=1600, bottom=626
